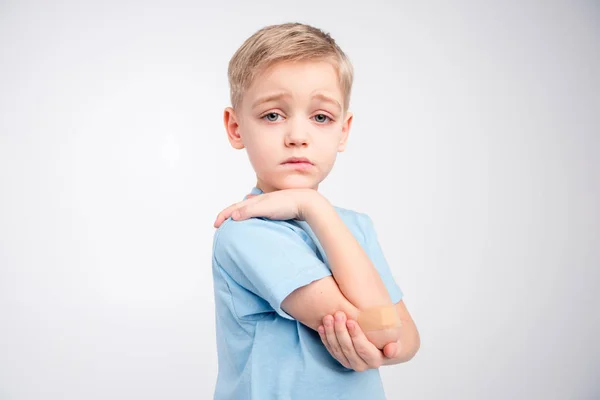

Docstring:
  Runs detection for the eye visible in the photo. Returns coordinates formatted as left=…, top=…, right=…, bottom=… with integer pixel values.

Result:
left=262, top=112, right=283, bottom=122
left=313, top=114, right=331, bottom=124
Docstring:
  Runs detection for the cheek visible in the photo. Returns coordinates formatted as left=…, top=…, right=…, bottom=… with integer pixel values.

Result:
left=242, top=127, right=279, bottom=167
left=316, top=130, right=344, bottom=153
left=314, top=133, right=344, bottom=169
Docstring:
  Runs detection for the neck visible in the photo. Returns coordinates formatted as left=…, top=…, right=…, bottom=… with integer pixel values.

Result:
left=255, top=179, right=277, bottom=194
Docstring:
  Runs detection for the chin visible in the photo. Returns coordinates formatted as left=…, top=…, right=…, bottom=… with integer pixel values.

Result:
left=272, top=175, right=324, bottom=191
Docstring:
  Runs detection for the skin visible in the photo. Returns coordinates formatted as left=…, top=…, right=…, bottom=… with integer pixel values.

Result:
left=223, top=59, right=351, bottom=193
left=216, top=59, right=420, bottom=370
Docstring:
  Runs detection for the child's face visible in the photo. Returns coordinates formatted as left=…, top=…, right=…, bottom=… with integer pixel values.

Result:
left=224, top=60, right=352, bottom=192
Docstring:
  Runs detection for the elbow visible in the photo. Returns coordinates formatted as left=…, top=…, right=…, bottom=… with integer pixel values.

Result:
left=406, top=326, right=421, bottom=361
left=364, top=325, right=402, bottom=350
left=408, top=342, right=420, bottom=362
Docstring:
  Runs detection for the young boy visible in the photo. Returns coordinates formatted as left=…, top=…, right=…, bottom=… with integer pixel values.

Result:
left=211, top=22, right=420, bottom=399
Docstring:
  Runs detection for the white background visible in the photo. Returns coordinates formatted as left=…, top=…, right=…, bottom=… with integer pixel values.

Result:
left=1, top=1, right=599, bottom=399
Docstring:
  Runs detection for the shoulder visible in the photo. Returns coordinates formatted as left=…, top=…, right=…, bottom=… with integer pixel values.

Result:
left=212, top=217, right=307, bottom=258
left=212, top=218, right=278, bottom=272
left=214, top=217, right=275, bottom=247
left=214, top=217, right=265, bottom=241
left=214, top=216, right=305, bottom=239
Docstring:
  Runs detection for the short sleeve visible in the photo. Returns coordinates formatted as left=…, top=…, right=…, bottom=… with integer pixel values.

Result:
left=359, top=214, right=404, bottom=303
left=213, top=217, right=332, bottom=320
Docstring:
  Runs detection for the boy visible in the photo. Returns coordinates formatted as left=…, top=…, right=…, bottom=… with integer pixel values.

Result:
left=211, top=22, right=420, bottom=399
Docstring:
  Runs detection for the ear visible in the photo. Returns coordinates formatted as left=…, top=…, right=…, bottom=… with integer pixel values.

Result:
left=337, top=111, right=353, bottom=152
left=224, top=107, right=245, bottom=150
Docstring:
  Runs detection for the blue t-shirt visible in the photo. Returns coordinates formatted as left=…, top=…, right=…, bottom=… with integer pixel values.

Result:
left=211, top=187, right=403, bottom=400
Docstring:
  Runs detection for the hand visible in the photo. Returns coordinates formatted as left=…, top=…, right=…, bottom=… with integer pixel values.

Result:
left=318, top=311, right=400, bottom=372
left=213, top=188, right=319, bottom=228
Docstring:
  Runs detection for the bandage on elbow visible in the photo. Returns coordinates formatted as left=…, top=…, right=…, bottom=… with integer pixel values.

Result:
left=357, top=305, right=402, bottom=332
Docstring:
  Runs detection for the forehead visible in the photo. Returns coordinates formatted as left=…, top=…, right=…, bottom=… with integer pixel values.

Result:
left=243, top=60, right=343, bottom=106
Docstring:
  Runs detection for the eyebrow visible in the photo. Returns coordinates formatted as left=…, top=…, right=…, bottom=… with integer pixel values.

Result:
left=251, top=92, right=292, bottom=110
left=251, top=92, right=342, bottom=113
left=311, top=93, right=342, bottom=113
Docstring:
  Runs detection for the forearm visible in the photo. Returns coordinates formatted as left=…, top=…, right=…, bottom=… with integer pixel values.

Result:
left=303, top=195, right=392, bottom=311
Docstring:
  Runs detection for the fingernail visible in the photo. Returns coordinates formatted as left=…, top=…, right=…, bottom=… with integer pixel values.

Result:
left=324, top=316, right=332, bottom=327
left=318, top=326, right=324, bottom=334
left=347, top=321, right=354, bottom=332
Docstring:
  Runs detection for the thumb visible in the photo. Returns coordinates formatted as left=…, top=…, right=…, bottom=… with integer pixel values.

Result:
left=383, top=342, right=399, bottom=359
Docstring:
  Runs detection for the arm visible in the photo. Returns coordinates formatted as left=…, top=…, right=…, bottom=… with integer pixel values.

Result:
left=317, top=300, right=420, bottom=371
left=214, top=189, right=401, bottom=349
left=381, top=300, right=420, bottom=365
left=282, top=193, right=401, bottom=348
left=305, top=195, right=393, bottom=310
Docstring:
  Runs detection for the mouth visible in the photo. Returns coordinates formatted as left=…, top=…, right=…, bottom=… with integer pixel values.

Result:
left=282, top=157, right=313, bottom=165
left=281, top=157, right=314, bottom=171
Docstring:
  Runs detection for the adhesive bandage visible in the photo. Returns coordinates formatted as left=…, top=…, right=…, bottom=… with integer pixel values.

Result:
left=357, top=305, right=402, bottom=332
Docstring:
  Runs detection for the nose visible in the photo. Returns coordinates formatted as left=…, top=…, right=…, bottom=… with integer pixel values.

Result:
left=284, top=124, right=309, bottom=147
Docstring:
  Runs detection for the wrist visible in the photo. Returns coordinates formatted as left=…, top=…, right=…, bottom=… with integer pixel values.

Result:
left=299, top=190, right=330, bottom=222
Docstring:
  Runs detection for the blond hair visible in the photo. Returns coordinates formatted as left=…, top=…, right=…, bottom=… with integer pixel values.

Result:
left=227, top=22, right=354, bottom=112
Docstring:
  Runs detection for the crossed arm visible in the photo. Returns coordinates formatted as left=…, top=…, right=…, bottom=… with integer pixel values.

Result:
left=214, top=188, right=420, bottom=369
left=284, top=277, right=420, bottom=369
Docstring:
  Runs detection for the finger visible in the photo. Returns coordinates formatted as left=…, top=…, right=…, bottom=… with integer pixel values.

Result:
left=234, top=192, right=277, bottom=221
left=317, top=325, right=337, bottom=362
left=324, top=315, right=351, bottom=368
left=214, top=201, right=244, bottom=227
left=333, top=312, right=369, bottom=372
left=347, top=320, right=384, bottom=368
left=319, top=322, right=350, bottom=369
left=231, top=198, right=264, bottom=222
left=383, top=341, right=400, bottom=359
left=214, top=197, right=260, bottom=227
